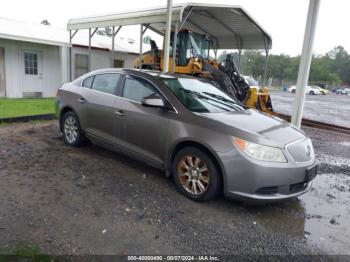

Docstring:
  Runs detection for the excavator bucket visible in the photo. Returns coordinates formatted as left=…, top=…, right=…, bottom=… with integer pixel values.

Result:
left=246, top=88, right=273, bottom=113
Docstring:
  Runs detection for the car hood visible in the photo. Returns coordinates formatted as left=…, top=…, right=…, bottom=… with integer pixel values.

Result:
left=199, top=109, right=306, bottom=148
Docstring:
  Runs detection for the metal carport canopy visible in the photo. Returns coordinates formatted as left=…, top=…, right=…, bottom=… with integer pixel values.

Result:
left=67, top=2, right=272, bottom=50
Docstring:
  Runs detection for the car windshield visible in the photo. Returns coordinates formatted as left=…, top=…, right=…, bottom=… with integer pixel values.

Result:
left=189, top=33, right=210, bottom=59
left=160, top=77, right=246, bottom=113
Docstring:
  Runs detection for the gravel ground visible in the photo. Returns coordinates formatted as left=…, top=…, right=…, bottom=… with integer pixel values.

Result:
left=0, top=121, right=349, bottom=256
left=270, top=91, right=350, bottom=128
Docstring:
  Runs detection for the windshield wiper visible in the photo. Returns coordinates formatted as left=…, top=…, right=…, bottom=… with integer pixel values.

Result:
left=201, top=92, right=246, bottom=111
left=183, top=89, right=240, bottom=112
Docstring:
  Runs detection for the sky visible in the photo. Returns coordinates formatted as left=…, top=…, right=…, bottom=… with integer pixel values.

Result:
left=0, top=0, right=349, bottom=56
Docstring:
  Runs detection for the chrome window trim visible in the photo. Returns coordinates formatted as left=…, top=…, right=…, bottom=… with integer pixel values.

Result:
left=80, top=72, right=121, bottom=88
left=79, top=71, right=178, bottom=114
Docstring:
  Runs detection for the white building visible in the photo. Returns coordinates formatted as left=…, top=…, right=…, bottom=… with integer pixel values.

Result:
left=0, top=17, right=142, bottom=98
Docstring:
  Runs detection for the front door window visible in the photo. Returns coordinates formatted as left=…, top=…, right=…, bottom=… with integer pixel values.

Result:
left=122, top=75, right=160, bottom=103
left=24, top=52, right=38, bottom=75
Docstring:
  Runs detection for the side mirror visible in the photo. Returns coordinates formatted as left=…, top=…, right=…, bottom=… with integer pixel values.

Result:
left=141, top=94, right=165, bottom=108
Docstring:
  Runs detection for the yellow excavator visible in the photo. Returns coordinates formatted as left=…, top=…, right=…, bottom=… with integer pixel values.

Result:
left=134, top=29, right=273, bottom=113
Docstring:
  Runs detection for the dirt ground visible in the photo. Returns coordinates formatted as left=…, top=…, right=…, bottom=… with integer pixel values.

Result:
left=0, top=121, right=349, bottom=256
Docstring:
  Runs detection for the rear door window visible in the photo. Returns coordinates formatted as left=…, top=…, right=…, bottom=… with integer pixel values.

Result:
left=122, top=75, right=160, bottom=103
left=91, top=74, right=121, bottom=95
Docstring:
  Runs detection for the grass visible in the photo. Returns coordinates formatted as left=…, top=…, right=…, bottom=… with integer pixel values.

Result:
left=0, top=243, right=51, bottom=262
left=0, top=98, right=55, bottom=119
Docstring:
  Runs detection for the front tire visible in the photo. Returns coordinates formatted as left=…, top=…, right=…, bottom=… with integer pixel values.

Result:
left=172, top=147, right=222, bottom=202
left=62, top=111, right=85, bottom=147
left=309, top=91, right=315, bottom=95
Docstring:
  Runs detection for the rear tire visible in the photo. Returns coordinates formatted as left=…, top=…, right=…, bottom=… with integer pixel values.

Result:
left=62, top=111, right=85, bottom=147
left=172, top=147, right=222, bottom=202
left=292, top=89, right=296, bottom=93
left=309, top=91, right=315, bottom=95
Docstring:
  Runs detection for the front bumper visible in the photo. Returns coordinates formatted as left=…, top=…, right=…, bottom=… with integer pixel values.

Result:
left=227, top=181, right=313, bottom=203
left=219, top=148, right=317, bottom=203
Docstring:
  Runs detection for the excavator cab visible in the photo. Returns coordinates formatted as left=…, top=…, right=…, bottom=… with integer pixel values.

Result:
left=136, top=30, right=210, bottom=73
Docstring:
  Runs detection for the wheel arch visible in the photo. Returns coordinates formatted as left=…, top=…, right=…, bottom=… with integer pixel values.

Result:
left=59, top=106, right=78, bottom=132
left=166, top=140, right=226, bottom=187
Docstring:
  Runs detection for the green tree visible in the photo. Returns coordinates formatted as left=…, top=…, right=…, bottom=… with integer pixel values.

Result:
left=310, top=54, right=340, bottom=85
left=328, top=46, right=350, bottom=84
left=97, top=27, right=113, bottom=37
left=216, top=46, right=349, bottom=85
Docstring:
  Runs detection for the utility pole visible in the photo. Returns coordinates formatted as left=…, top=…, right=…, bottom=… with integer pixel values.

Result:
left=163, top=0, right=172, bottom=73
left=291, top=0, right=321, bottom=127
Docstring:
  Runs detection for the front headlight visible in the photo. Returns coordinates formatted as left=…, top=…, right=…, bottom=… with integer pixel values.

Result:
left=233, top=137, right=287, bottom=163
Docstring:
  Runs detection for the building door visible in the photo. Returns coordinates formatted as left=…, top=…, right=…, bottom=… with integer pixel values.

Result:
left=22, top=50, right=43, bottom=97
left=0, top=47, right=5, bottom=97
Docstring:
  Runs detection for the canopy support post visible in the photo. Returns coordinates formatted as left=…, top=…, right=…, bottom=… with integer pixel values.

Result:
left=172, top=22, right=178, bottom=73
left=69, top=29, right=78, bottom=81
left=69, top=30, right=72, bottom=81
left=291, top=0, right=321, bottom=127
left=177, top=7, right=193, bottom=33
left=139, top=24, right=144, bottom=69
left=163, top=0, right=173, bottom=73
left=111, top=27, right=115, bottom=67
left=111, top=26, right=122, bottom=67
left=88, top=28, right=92, bottom=71
left=262, top=36, right=269, bottom=88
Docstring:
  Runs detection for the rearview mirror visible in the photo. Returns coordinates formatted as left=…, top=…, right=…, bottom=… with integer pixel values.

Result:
left=141, top=94, right=165, bottom=108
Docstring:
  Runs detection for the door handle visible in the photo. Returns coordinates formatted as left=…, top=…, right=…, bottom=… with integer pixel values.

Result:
left=78, top=97, right=86, bottom=104
left=114, top=109, right=126, bottom=116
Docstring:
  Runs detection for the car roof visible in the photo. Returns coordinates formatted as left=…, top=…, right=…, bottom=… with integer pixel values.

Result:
left=85, top=68, right=197, bottom=80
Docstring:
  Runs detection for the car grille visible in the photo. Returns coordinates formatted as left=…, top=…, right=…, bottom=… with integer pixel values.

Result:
left=286, top=139, right=314, bottom=163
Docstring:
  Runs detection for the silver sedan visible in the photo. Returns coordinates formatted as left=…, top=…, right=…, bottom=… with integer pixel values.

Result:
left=56, top=69, right=317, bottom=203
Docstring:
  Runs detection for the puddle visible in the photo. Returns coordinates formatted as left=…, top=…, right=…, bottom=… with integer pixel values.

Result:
left=249, top=173, right=350, bottom=255
left=300, top=173, right=350, bottom=254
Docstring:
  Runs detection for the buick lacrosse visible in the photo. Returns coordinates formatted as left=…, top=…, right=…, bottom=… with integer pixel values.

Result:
left=56, top=69, right=317, bottom=202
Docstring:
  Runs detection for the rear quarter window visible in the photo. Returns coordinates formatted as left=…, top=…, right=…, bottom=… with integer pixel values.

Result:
left=82, top=76, right=94, bottom=88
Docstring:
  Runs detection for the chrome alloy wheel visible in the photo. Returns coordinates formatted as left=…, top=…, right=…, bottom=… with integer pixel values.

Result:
left=177, top=154, right=210, bottom=195
left=64, top=116, right=78, bottom=144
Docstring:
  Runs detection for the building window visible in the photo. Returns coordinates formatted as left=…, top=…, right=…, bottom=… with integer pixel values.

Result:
left=24, top=52, right=38, bottom=75
left=114, top=59, right=124, bottom=68
left=75, top=54, right=88, bottom=78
